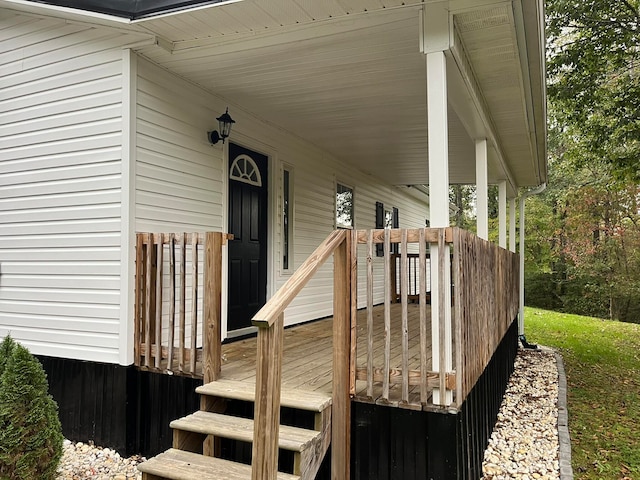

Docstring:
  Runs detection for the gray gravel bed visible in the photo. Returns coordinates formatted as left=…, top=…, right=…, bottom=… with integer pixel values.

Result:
left=483, top=347, right=562, bottom=479
left=56, top=440, right=144, bottom=480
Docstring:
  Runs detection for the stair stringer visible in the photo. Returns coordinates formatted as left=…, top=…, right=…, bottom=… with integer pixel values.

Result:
left=296, top=406, right=331, bottom=480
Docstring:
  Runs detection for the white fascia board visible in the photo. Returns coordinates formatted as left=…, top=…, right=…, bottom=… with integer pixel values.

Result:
left=0, top=0, right=157, bottom=44
left=1, top=0, right=131, bottom=24
left=513, top=0, right=547, bottom=185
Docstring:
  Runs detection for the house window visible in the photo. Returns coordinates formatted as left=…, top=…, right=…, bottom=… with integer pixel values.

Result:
left=283, top=167, right=293, bottom=272
left=336, top=183, right=354, bottom=229
left=376, top=202, right=399, bottom=256
left=385, top=209, right=394, bottom=229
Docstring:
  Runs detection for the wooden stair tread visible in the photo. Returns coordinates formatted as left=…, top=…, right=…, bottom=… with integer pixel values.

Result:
left=137, top=448, right=300, bottom=480
left=170, top=411, right=321, bottom=452
left=196, top=378, right=332, bottom=412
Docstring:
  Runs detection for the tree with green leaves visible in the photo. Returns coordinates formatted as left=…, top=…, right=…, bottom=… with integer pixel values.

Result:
left=547, top=0, right=640, bottom=181
left=523, top=0, right=640, bottom=321
left=0, top=336, right=63, bottom=480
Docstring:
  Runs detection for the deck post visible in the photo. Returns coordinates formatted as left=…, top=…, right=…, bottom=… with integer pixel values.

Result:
left=251, top=314, right=284, bottom=480
left=202, top=232, right=222, bottom=384
left=332, top=232, right=352, bottom=479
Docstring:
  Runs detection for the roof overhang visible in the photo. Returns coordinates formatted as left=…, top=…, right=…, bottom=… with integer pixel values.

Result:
left=3, top=0, right=547, bottom=194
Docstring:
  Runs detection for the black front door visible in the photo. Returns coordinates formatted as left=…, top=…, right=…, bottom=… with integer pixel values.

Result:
left=227, top=143, right=268, bottom=332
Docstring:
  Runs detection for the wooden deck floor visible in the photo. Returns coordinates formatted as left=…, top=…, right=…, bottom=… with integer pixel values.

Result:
left=220, top=303, right=433, bottom=407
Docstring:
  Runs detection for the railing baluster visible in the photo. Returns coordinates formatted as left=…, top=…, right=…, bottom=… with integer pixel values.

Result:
left=438, top=228, right=447, bottom=399
left=401, top=229, right=409, bottom=403
left=366, top=230, right=374, bottom=399
left=383, top=228, right=391, bottom=401
left=349, top=229, right=358, bottom=397
left=190, top=234, right=198, bottom=375
left=453, top=227, right=463, bottom=407
left=155, top=233, right=164, bottom=369
left=145, top=234, right=153, bottom=368
left=179, top=233, right=186, bottom=373
left=419, top=229, right=428, bottom=404
left=168, top=234, right=176, bottom=372
left=134, top=234, right=144, bottom=367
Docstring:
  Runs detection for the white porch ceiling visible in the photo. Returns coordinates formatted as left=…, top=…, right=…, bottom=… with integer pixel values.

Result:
left=4, top=0, right=546, bottom=191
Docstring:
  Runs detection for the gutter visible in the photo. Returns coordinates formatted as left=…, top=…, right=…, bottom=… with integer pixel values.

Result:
left=518, top=182, right=546, bottom=345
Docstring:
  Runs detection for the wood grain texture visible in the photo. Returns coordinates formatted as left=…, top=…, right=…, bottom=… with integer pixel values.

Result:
left=332, top=235, right=351, bottom=480
left=168, top=234, right=176, bottom=371
left=138, top=449, right=300, bottom=480
left=251, top=313, right=284, bottom=480
left=154, top=234, right=164, bottom=369
left=134, top=234, right=144, bottom=367
left=419, top=228, right=429, bottom=404
left=202, top=232, right=222, bottom=384
left=190, top=234, right=198, bottom=374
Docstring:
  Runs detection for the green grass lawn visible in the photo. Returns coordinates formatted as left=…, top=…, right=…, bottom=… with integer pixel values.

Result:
left=525, top=307, right=640, bottom=479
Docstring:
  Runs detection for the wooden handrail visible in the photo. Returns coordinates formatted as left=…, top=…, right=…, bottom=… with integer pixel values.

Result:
left=252, top=229, right=347, bottom=328
left=250, top=229, right=351, bottom=480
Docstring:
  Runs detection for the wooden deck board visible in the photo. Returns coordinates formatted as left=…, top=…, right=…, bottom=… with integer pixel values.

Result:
left=219, top=303, right=433, bottom=405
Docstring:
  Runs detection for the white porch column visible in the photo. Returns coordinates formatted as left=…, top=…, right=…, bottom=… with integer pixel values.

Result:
left=498, top=180, right=507, bottom=248
left=509, top=197, right=517, bottom=252
left=475, top=139, right=489, bottom=240
left=426, top=51, right=453, bottom=406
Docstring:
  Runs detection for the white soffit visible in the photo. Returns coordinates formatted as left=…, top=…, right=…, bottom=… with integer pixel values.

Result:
left=2, top=0, right=546, bottom=188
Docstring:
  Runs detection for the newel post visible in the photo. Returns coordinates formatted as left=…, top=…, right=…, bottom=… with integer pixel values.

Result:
left=251, top=313, right=284, bottom=480
left=202, top=232, right=223, bottom=384
left=332, top=230, right=353, bottom=479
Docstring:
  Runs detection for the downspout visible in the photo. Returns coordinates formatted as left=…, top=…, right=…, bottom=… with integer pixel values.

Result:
left=518, top=182, right=546, bottom=347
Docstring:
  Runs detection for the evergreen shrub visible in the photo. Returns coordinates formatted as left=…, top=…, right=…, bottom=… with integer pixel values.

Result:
left=0, top=336, right=63, bottom=480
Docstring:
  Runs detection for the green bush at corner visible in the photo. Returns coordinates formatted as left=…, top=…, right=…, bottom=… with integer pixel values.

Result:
left=0, top=335, right=63, bottom=480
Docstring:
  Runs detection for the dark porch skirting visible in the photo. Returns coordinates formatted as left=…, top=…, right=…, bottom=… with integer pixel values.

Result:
left=349, top=318, right=519, bottom=480
left=37, top=356, right=201, bottom=457
left=37, top=317, right=518, bottom=477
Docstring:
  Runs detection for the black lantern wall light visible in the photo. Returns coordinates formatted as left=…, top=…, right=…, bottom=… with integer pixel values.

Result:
left=208, top=108, right=235, bottom=144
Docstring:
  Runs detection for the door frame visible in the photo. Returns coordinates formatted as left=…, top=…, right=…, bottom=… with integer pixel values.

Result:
left=222, top=132, right=278, bottom=340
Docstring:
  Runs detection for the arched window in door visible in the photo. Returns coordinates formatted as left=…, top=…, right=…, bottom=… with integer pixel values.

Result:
left=230, top=154, right=262, bottom=187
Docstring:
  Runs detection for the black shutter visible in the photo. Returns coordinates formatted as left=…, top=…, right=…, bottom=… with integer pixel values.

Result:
left=392, top=207, right=399, bottom=254
left=376, top=201, right=384, bottom=257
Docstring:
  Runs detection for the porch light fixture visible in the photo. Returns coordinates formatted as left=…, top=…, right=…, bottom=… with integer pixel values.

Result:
left=208, top=108, right=235, bottom=144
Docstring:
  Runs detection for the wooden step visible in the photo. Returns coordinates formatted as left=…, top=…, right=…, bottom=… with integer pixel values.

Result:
left=196, top=378, right=332, bottom=412
left=138, top=448, right=300, bottom=480
left=170, top=410, right=321, bottom=452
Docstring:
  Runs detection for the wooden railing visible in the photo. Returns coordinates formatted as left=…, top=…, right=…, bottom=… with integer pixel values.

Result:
left=352, top=228, right=518, bottom=409
left=134, top=232, right=230, bottom=383
left=133, top=228, right=517, bottom=478
left=390, top=252, right=432, bottom=303
left=353, top=229, right=451, bottom=408
left=452, top=228, right=519, bottom=404
left=250, top=229, right=354, bottom=480
left=247, top=227, right=518, bottom=478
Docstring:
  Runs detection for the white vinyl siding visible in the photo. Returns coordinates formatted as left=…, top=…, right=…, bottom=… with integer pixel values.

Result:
left=277, top=154, right=429, bottom=324
left=135, top=58, right=224, bottom=232
left=131, top=59, right=429, bottom=333
left=134, top=58, right=226, bottom=347
left=0, top=13, right=145, bottom=362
